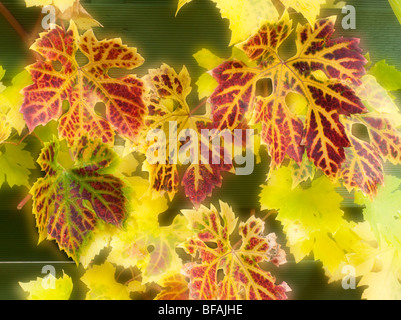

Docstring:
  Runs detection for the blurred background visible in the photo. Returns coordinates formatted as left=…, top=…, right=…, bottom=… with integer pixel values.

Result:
left=0, top=0, right=400, bottom=300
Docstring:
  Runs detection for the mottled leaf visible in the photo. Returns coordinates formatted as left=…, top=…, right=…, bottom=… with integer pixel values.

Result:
left=339, top=118, right=384, bottom=197
left=21, top=21, right=146, bottom=146
left=31, top=136, right=127, bottom=261
left=210, top=12, right=367, bottom=178
left=181, top=201, right=289, bottom=300
left=139, top=64, right=233, bottom=206
left=155, top=273, right=190, bottom=300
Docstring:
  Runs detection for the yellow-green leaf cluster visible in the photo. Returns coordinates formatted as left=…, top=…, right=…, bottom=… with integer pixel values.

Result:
left=19, top=272, right=73, bottom=300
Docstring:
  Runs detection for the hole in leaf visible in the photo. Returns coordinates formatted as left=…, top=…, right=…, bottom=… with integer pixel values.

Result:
left=62, top=100, right=70, bottom=114
left=205, top=241, right=217, bottom=249
left=147, top=245, right=155, bottom=254
left=255, top=78, right=273, bottom=97
left=278, top=31, right=297, bottom=61
left=75, top=50, right=89, bottom=68
left=352, top=123, right=370, bottom=142
left=52, top=61, right=63, bottom=72
left=94, top=102, right=106, bottom=117
left=217, top=269, right=225, bottom=282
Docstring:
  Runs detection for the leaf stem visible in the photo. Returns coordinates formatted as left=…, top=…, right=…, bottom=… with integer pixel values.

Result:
left=190, top=98, right=207, bottom=115
left=17, top=193, right=32, bottom=210
left=2, top=131, right=31, bottom=146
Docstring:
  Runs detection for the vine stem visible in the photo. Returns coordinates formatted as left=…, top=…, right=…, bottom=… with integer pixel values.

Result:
left=0, top=2, right=43, bottom=60
left=0, top=2, right=30, bottom=43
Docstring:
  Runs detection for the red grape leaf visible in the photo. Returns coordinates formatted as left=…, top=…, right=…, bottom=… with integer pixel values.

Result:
left=31, top=136, right=127, bottom=262
left=154, top=273, right=190, bottom=300
left=361, top=115, right=401, bottom=165
left=339, top=118, right=384, bottom=197
left=339, top=74, right=401, bottom=197
left=140, top=64, right=233, bottom=206
left=21, top=21, right=146, bottom=146
left=209, top=12, right=367, bottom=178
left=181, top=201, right=289, bottom=300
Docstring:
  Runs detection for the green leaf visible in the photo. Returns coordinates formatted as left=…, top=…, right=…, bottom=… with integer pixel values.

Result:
left=0, top=143, right=35, bottom=189
left=369, top=60, right=401, bottom=92
left=389, top=0, right=401, bottom=25
left=355, top=175, right=401, bottom=251
left=259, top=167, right=350, bottom=272
left=0, top=70, right=32, bottom=135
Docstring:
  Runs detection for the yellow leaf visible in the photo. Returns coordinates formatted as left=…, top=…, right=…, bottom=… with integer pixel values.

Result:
left=260, top=167, right=352, bottom=273
left=79, top=225, right=114, bottom=268
left=155, top=273, right=189, bottom=300
left=57, top=0, right=102, bottom=30
left=0, top=70, right=33, bottom=136
left=0, top=115, right=11, bottom=144
left=176, top=0, right=193, bottom=15
left=281, top=0, right=327, bottom=27
left=25, top=0, right=75, bottom=13
left=81, top=262, right=131, bottom=300
left=177, top=0, right=279, bottom=45
left=19, top=273, right=73, bottom=300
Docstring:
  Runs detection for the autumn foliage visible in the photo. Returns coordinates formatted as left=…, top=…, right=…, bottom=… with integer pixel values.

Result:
left=0, top=0, right=399, bottom=300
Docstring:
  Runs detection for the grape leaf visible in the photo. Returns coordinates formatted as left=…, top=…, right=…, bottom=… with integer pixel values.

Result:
left=31, top=136, right=128, bottom=262
left=260, top=167, right=355, bottom=272
left=181, top=201, right=289, bottom=300
left=0, top=143, right=36, bottom=189
left=109, top=212, right=192, bottom=284
left=389, top=0, right=401, bottom=25
left=25, top=0, right=75, bottom=13
left=176, top=0, right=332, bottom=45
left=25, top=0, right=101, bottom=30
left=338, top=74, right=401, bottom=196
left=359, top=248, right=401, bottom=300
left=210, top=12, right=367, bottom=179
left=280, top=0, right=327, bottom=27
left=137, top=64, right=233, bottom=206
left=0, top=116, right=11, bottom=144
left=78, top=152, right=141, bottom=268
left=21, top=21, right=146, bottom=147
left=355, top=175, right=401, bottom=251
left=108, top=175, right=193, bottom=284
left=80, top=262, right=133, bottom=300
left=289, top=152, right=316, bottom=189
left=19, top=272, right=73, bottom=300
left=339, top=118, right=384, bottom=197
left=154, top=273, right=190, bottom=300
left=57, top=1, right=102, bottom=30
left=177, top=0, right=279, bottom=46
left=368, top=60, right=401, bottom=92
left=0, top=70, right=33, bottom=137
left=327, top=222, right=401, bottom=300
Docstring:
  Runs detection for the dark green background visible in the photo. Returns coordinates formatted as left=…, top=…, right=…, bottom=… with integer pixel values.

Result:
left=0, top=0, right=400, bottom=300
